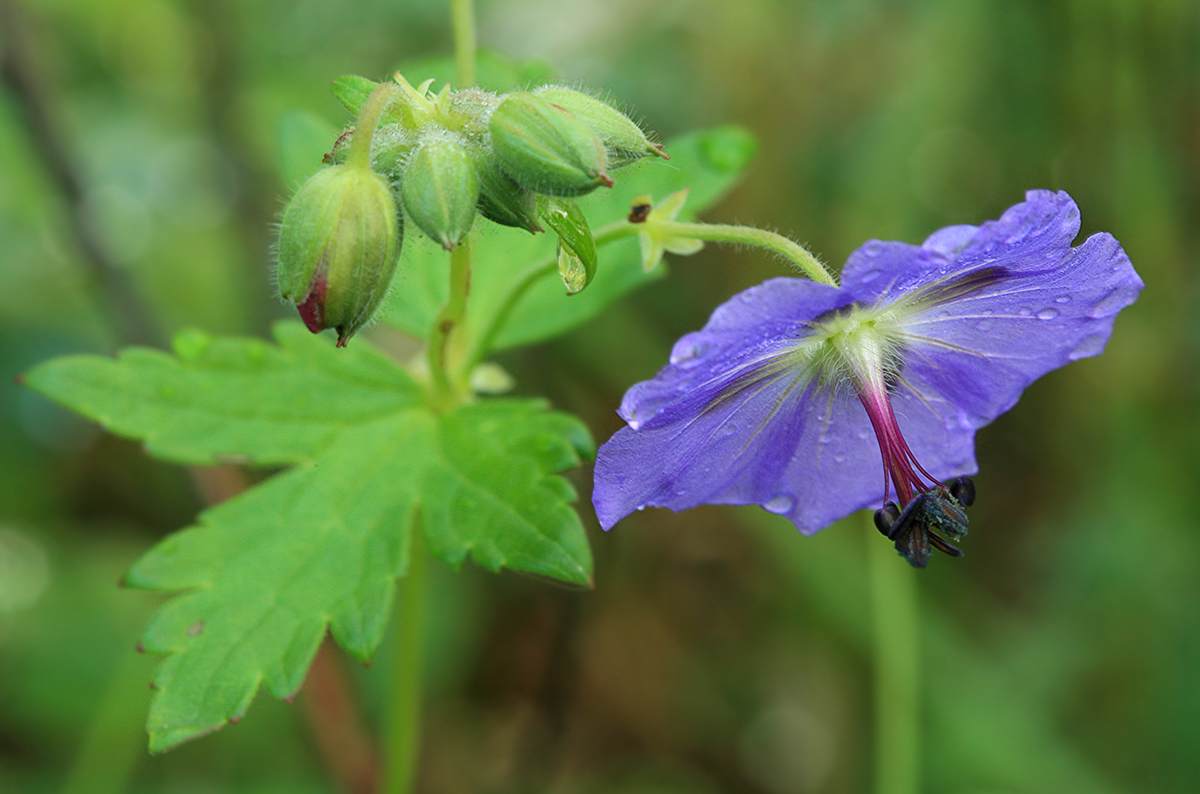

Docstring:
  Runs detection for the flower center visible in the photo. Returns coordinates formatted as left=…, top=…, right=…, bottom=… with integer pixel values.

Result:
left=814, top=304, right=975, bottom=567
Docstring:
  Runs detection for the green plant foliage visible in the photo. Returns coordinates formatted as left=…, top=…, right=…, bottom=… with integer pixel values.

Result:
left=23, top=323, right=593, bottom=751
left=540, top=197, right=597, bottom=294
left=379, top=126, right=757, bottom=349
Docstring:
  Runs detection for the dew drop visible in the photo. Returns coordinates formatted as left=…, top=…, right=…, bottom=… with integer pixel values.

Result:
left=764, top=495, right=795, bottom=515
left=1068, top=334, right=1107, bottom=360
left=834, top=451, right=847, bottom=463
left=976, top=320, right=993, bottom=330
left=1035, top=308, right=1059, bottom=320
left=1017, top=307, right=1032, bottom=317
left=670, top=342, right=705, bottom=366
left=1006, top=226, right=1030, bottom=244
left=1054, top=295, right=1071, bottom=304
left=862, top=242, right=883, bottom=257
left=858, top=427, right=871, bottom=440
left=723, top=423, right=739, bottom=436
left=860, top=269, right=882, bottom=283
left=1088, top=290, right=1131, bottom=318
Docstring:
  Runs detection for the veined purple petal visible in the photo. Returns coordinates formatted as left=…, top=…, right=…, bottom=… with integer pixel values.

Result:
left=886, top=191, right=1141, bottom=425
left=594, top=279, right=851, bottom=530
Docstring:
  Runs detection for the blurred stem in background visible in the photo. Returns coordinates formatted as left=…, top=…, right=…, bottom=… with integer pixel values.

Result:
left=382, top=3, right=478, bottom=792
left=869, top=515, right=920, bottom=794
left=383, top=527, right=430, bottom=794
left=0, top=0, right=160, bottom=346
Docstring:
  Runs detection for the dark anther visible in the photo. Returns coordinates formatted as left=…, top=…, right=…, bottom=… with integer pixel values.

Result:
left=874, top=502, right=900, bottom=537
left=927, top=533, right=964, bottom=557
left=885, top=485, right=973, bottom=568
left=628, top=202, right=652, bottom=223
left=948, top=476, right=976, bottom=507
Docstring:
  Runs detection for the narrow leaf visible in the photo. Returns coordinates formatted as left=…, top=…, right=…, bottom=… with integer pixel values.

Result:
left=541, top=197, right=597, bottom=294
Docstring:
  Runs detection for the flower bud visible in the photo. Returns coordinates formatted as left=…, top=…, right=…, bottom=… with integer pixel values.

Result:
left=401, top=132, right=479, bottom=250
left=276, top=164, right=402, bottom=347
left=474, top=155, right=543, bottom=233
left=533, top=86, right=666, bottom=168
left=488, top=92, right=611, bottom=197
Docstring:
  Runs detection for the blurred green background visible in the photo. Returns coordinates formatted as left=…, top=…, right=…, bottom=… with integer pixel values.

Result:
left=1, top=0, right=1195, bottom=792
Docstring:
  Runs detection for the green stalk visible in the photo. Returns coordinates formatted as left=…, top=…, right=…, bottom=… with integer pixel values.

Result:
left=868, top=515, right=920, bottom=794
left=658, top=220, right=836, bottom=286
left=382, top=528, right=430, bottom=794
left=428, top=238, right=473, bottom=402
left=451, top=0, right=476, bottom=88
left=346, top=83, right=401, bottom=172
left=464, top=218, right=833, bottom=371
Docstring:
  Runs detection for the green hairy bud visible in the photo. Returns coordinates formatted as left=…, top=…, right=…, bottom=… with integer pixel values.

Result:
left=488, top=92, right=612, bottom=197
left=533, top=86, right=666, bottom=168
left=401, top=132, right=479, bottom=250
left=474, top=154, right=543, bottom=233
left=276, top=163, right=402, bottom=347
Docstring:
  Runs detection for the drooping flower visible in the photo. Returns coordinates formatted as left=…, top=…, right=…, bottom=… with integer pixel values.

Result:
left=593, top=190, right=1142, bottom=566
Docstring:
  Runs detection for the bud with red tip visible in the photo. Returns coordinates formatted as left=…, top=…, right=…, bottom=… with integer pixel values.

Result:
left=276, top=163, right=402, bottom=347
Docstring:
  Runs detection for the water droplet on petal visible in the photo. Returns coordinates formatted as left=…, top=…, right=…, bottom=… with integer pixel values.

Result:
left=858, top=427, right=871, bottom=440
left=1054, top=295, right=1071, bottom=304
left=1088, top=290, right=1132, bottom=318
left=860, top=269, right=881, bottom=282
left=764, top=495, right=794, bottom=515
left=1068, top=334, right=1107, bottom=360
left=723, top=423, right=738, bottom=436
left=1006, top=225, right=1030, bottom=244
left=1018, top=307, right=1032, bottom=317
left=834, top=451, right=847, bottom=463
left=670, top=341, right=707, bottom=366
left=976, top=320, right=993, bottom=330
left=863, top=242, right=883, bottom=257
left=1035, top=308, right=1059, bottom=320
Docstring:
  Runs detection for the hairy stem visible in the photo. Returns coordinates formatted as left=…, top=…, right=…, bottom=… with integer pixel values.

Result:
left=465, top=217, right=833, bottom=370
left=382, top=529, right=430, bottom=794
left=428, top=238, right=473, bottom=401
left=347, top=83, right=402, bottom=171
left=658, top=220, right=835, bottom=285
left=868, top=516, right=920, bottom=794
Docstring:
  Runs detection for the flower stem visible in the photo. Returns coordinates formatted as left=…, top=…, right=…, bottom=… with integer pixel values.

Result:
left=464, top=217, right=833, bottom=371
left=451, top=0, right=476, bottom=88
left=429, top=238, right=473, bottom=402
left=658, top=220, right=836, bottom=286
left=867, top=514, right=920, bottom=794
left=382, top=527, right=430, bottom=794
left=347, top=83, right=401, bottom=172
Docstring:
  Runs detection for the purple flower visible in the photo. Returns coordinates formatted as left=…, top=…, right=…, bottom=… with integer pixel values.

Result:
left=593, top=190, right=1143, bottom=566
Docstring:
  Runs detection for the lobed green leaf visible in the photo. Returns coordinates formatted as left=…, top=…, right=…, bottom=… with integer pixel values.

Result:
left=23, top=323, right=422, bottom=467
left=23, top=323, right=594, bottom=750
